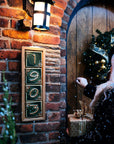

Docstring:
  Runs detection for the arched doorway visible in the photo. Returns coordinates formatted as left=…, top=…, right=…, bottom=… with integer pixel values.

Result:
left=67, top=3, right=114, bottom=114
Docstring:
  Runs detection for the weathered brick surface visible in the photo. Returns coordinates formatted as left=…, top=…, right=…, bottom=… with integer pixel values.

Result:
left=61, top=49, right=66, bottom=57
left=61, top=58, right=66, bottom=65
left=48, top=93, right=60, bottom=102
left=20, top=133, right=47, bottom=143
left=61, top=31, right=66, bottom=39
left=8, top=61, right=20, bottom=71
left=0, top=8, right=26, bottom=19
left=11, top=40, right=32, bottom=49
left=60, top=67, right=66, bottom=74
left=0, top=50, right=21, bottom=60
left=9, top=94, right=20, bottom=103
left=46, top=84, right=60, bottom=92
left=51, top=6, right=64, bottom=17
left=2, top=29, right=32, bottom=40
left=49, top=26, right=61, bottom=35
left=46, top=102, right=60, bottom=111
left=46, top=75, right=60, bottom=83
left=62, top=13, right=70, bottom=23
left=0, top=61, right=6, bottom=70
left=54, top=0, right=67, bottom=10
left=2, top=73, right=21, bottom=82
left=10, top=19, right=16, bottom=28
left=61, top=21, right=68, bottom=30
left=35, top=122, right=60, bottom=132
left=16, top=124, right=33, bottom=133
left=0, top=40, right=10, bottom=49
left=50, top=16, right=62, bottom=27
left=0, top=18, right=9, bottom=28
left=7, top=0, right=23, bottom=8
left=65, top=6, right=73, bottom=15
left=48, top=112, right=60, bottom=121
left=60, top=75, right=66, bottom=83
left=33, top=34, right=60, bottom=45
left=49, top=132, right=60, bottom=140
left=68, top=0, right=77, bottom=8
left=60, top=40, right=66, bottom=48
left=10, top=84, right=20, bottom=92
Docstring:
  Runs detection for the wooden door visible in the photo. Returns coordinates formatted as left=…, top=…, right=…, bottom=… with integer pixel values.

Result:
left=67, top=5, right=114, bottom=114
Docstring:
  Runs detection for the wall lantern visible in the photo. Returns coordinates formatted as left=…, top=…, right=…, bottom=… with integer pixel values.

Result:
left=28, top=0, right=55, bottom=30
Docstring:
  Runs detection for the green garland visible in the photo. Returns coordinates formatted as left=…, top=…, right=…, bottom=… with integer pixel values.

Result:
left=0, top=74, right=17, bottom=144
left=82, top=28, right=114, bottom=84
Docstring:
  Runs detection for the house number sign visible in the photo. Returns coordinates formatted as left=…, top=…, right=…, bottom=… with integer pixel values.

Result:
left=22, top=46, right=45, bottom=121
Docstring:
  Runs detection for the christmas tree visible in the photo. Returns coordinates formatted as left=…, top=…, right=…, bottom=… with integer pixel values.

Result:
left=82, top=28, right=114, bottom=85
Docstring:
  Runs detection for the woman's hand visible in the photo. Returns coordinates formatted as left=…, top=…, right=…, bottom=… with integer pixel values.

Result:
left=76, top=77, right=88, bottom=88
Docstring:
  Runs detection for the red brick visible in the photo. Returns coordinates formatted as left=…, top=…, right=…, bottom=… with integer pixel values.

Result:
left=7, top=0, right=23, bottom=8
left=0, top=0, right=7, bottom=6
left=60, top=75, right=66, bottom=83
left=20, top=134, right=47, bottom=143
left=10, top=84, right=20, bottom=92
left=47, top=74, right=61, bottom=83
left=11, top=40, right=32, bottom=49
left=49, top=132, right=60, bottom=140
left=61, top=22, right=68, bottom=30
left=68, top=0, right=77, bottom=8
left=0, top=50, right=21, bottom=60
left=0, top=40, right=10, bottom=49
left=60, top=67, right=66, bottom=74
left=46, top=84, right=60, bottom=92
left=60, top=31, right=66, bottom=39
left=35, top=122, right=60, bottom=132
left=49, top=26, right=61, bottom=35
left=10, top=19, right=16, bottom=28
left=16, top=124, right=33, bottom=133
left=33, top=34, right=60, bottom=45
left=60, top=101, right=66, bottom=109
left=0, top=8, right=28, bottom=19
left=46, top=102, right=60, bottom=111
left=54, top=0, right=67, bottom=10
left=48, top=93, right=60, bottom=102
left=48, top=112, right=60, bottom=121
left=0, top=18, right=9, bottom=28
left=65, top=6, right=73, bottom=15
left=61, top=49, right=66, bottom=57
left=50, top=75, right=60, bottom=83
left=9, top=94, right=20, bottom=103
left=8, top=61, right=20, bottom=71
left=0, top=61, right=6, bottom=70
left=2, top=29, right=32, bottom=40
left=60, top=58, right=66, bottom=65
left=60, top=92, right=66, bottom=99
left=50, top=16, right=62, bottom=26
left=51, top=6, right=64, bottom=17
left=62, top=13, right=70, bottom=23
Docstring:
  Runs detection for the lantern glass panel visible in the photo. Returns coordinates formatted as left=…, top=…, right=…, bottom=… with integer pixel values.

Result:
left=34, top=2, right=45, bottom=11
left=46, top=15, right=50, bottom=27
left=47, top=3, right=51, bottom=13
left=33, top=13, right=44, bottom=25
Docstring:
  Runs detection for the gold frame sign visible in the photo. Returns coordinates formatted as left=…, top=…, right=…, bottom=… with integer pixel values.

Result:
left=22, top=46, right=45, bottom=121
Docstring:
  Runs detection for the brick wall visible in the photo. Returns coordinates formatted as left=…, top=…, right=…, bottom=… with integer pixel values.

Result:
left=0, top=0, right=81, bottom=143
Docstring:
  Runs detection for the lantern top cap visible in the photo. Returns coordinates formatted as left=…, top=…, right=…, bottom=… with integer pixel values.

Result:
left=29, top=0, right=55, bottom=5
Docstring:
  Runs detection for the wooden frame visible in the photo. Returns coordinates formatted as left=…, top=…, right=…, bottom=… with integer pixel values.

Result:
left=22, top=46, right=45, bottom=121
